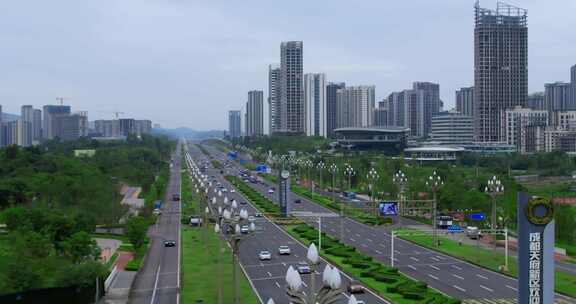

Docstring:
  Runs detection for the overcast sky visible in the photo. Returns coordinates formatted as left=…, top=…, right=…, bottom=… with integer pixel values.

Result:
left=0, top=0, right=574, bottom=130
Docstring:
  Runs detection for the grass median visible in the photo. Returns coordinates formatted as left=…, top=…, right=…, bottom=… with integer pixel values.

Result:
left=397, top=228, right=576, bottom=298
left=181, top=226, right=259, bottom=303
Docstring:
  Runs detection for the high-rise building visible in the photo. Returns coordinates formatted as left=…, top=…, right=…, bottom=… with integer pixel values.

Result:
left=118, top=119, right=135, bottom=136
left=527, top=92, right=545, bottom=110
left=571, top=65, right=576, bottom=108
left=373, top=101, right=388, bottom=127
left=430, top=110, right=474, bottom=145
left=228, top=110, right=241, bottom=139
left=474, top=2, right=528, bottom=142
left=246, top=90, right=264, bottom=137
left=304, top=73, right=326, bottom=137
left=326, top=82, right=345, bottom=138
left=279, top=41, right=304, bottom=134
left=52, top=113, right=88, bottom=141
left=504, top=106, right=548, bottom=154
left=33, top=109, right=42, bottom=142
left=413, top=82, right=441, bottom=136
left=387, top=92, right=405, bottom=127
left=1, top=120, right=18, bottom=146
left=545, top=82, right=572, bottom=113
left=134, top=120, right=152, bottom=136
left=95, top=120, right=120, bottom=137
left=268, top=64, right=281, bottom=134
left=455, top=87, right=475, bottom=116
left=20, top=105, right=34, bottom=146
left=335, top=86, right=375, bottom=129
left=43, top=105, right=71, bottom=140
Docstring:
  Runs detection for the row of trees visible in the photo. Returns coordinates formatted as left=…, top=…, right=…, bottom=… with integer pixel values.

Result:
left=0, top=134, right=175, bottom=294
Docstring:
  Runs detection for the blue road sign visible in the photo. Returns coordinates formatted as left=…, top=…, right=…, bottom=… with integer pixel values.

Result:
left=447, top=225, right=464, bottom=233
left=228, top=151, right=238, bottom=160
left=256, top=164, right=268, bottom=173
left=469, top=212, right=486, bottom=221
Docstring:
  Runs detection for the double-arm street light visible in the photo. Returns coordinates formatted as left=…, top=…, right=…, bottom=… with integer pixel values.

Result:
left=425, top=171, right=443, bottom=248
left=366, top=167, right=380, bottom=216
left=393, top=170, right=408, bottom=218
left=485, top=175, right=504, bottom=249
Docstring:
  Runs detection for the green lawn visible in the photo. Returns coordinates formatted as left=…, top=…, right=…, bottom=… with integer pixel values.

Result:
left=398, top=229, right=576, bottom=298
left=181, top=226, right=259, bottom=304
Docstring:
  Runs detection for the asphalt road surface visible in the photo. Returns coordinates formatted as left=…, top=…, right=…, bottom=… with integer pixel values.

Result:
left=202, top=143, right=574, bottom=303
left=130, top=141, right=182, bottom=304
left=185, top=141, right=390, bottom=304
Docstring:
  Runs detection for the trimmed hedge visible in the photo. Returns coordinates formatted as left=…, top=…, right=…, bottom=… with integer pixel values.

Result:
left=225, top=176, right=280, bottom=215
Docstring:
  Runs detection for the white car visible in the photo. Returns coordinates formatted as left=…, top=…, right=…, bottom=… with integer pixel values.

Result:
left=248, top=216, right=255, bottom=222
left=230, top=189, right=236, bottom=193
left=222, top=188, right=228, bottom=193
left=258, top=250, right=271, bottom=261
left=268, top=189, right=275, bottom=194
left=278, top=245, right=291, bottom=255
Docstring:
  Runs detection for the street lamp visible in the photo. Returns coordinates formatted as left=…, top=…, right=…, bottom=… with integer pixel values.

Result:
left=328, top=164, right=344, bottom=240
left=366, top=167, right=380, bottom=216
left=485, top=175, right=504, bottom=250
left=393, top=170, right=408, bottom=218
left=316, top=161, right=326, bottom=191
left=281, top=243, right=343, bottom=304
left=304, top=159, right=314, bottom=193
left=344, top=164, right=355, bottom=192
left=214, top=204, right=256, bottom=304
left=425, top=170, right=443, bottom=247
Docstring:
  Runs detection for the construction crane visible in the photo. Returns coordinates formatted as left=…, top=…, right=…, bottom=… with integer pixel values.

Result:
left=56, top=97, right=69, bottom=105
left=112, top=111, right=125, bottom=119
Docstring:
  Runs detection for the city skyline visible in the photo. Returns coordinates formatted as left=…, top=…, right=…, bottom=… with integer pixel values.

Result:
left=0, top=0, right=574, bottom=130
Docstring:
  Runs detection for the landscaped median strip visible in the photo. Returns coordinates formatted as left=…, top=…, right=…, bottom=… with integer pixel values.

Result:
left=287, top=224, right=460, bottom=304
left=227, top=176, right=460, bottom=304
left=397, top=228, right=576, bottom=298
left=225, top=175, right=280, bottom=215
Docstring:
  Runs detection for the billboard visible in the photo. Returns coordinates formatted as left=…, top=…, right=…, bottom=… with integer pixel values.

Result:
left=379, top=201, right=398, bottom=216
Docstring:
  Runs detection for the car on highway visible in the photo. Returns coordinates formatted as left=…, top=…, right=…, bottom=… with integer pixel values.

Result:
left=172, top=194, right=180, bottom=201
left=255, top=212, right=263, bottom=217
left=240, top=225, right=249, bottom=234
left=294, top=199, right=302, bottom=204
left=164, top=240, right=177, bottom=247
left=268, top=189, right=275, bottom=194
left=258, top=250, right=272, bottom=261
left=278, top=245, right=291, bottom=255
left=347, top=281, right=365, bottom=293
left=153, top=208, right=162, bottom=215
left=240, top=200, right=247, bottom=205
left=296, top=262, right=311, bottom=274
left=466, top=226, right=481, bottom=239
left=221, top=188, right=228, bottom=193
left=248, top=216, right=255, bottom=222
left=230, top=189, right=236, bottom=193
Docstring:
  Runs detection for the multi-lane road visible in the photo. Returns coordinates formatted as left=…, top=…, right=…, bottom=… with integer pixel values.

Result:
left=201, top=142, right=574, bottom=303
left=184, top=140, right=390, bottom=304
left=130, top=141, right=182, bottom=304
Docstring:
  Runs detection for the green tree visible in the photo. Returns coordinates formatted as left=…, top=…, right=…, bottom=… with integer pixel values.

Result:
left=126, top=216, right=149, bottom=249
left=5, top=260, right=42, bottom=292
left=59, top=231, right=101, bottom=263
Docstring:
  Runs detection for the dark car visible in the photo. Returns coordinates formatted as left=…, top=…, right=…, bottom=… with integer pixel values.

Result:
left=172, top=194, right=180, bottom=201
left=294, top=199, right=302, bottom=204
left=164, top=240, right=177, bottom=247
left=347, top=281, right=365, bottom=294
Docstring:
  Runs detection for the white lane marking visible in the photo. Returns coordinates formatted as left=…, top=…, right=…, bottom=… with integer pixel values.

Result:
left=350, top=238, right=356, bottom=242
left=282, top=262, right=286, bottom=267
left=428, top=274, right=439, bottom=280
left=410, top=257, right=419, bottom=262
left=267, top=272, right=272, bottom=277
left=407, top=265, right=417, bottom=270
left=430, top=257, right=440, bottom=262
left=476, top=274, right=489, bottom=280
left=375, top=250, right=382, bottom=254
left=452, top=274, right=464, bottom=280
left=302, top=281, right=308, bottom=287
left=366, top=238, right=373, bottom=242
left=275, top=282, right=281, bottom=288
left=362, top=244, right=368, bottom=247
left=480, top=285, right=494, bottom=293
left=453, top=285, right=466, bottom=292
left=429, top=265, right=440, bottom=271
left=394, top=250, right=401, bottom=254
left=506, top=285, right=518, bottom=291
left=355, top=234, right=361, bottom=237
left=150, top=265, right=161, bottom=304
left=294, top=254, right=299, bottom=258
left=451, top=265, right=462, bottom=271
left=436, top=255, right=446, bottom=260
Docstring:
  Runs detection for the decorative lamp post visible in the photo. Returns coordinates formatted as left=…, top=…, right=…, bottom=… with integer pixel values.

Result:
left=426, top=170, right=443, bottom=247
left=316, top=161, right=326, bottom=192
left=282, top=245, right=343, bottom=304
left=366, top=167, right=380, bottom=216
left=485, top=175, right=504, bottom=249
left=344, top=164, right=355, bottom=192
left=393, top=170, right=408, bottom=217
left=304, top=159, right=314, bottom=193
left=329, top=163, right=344, bottom=240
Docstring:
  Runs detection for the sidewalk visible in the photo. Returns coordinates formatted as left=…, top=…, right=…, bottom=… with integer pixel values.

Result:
left=102, top=251, right=136, bottom=304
